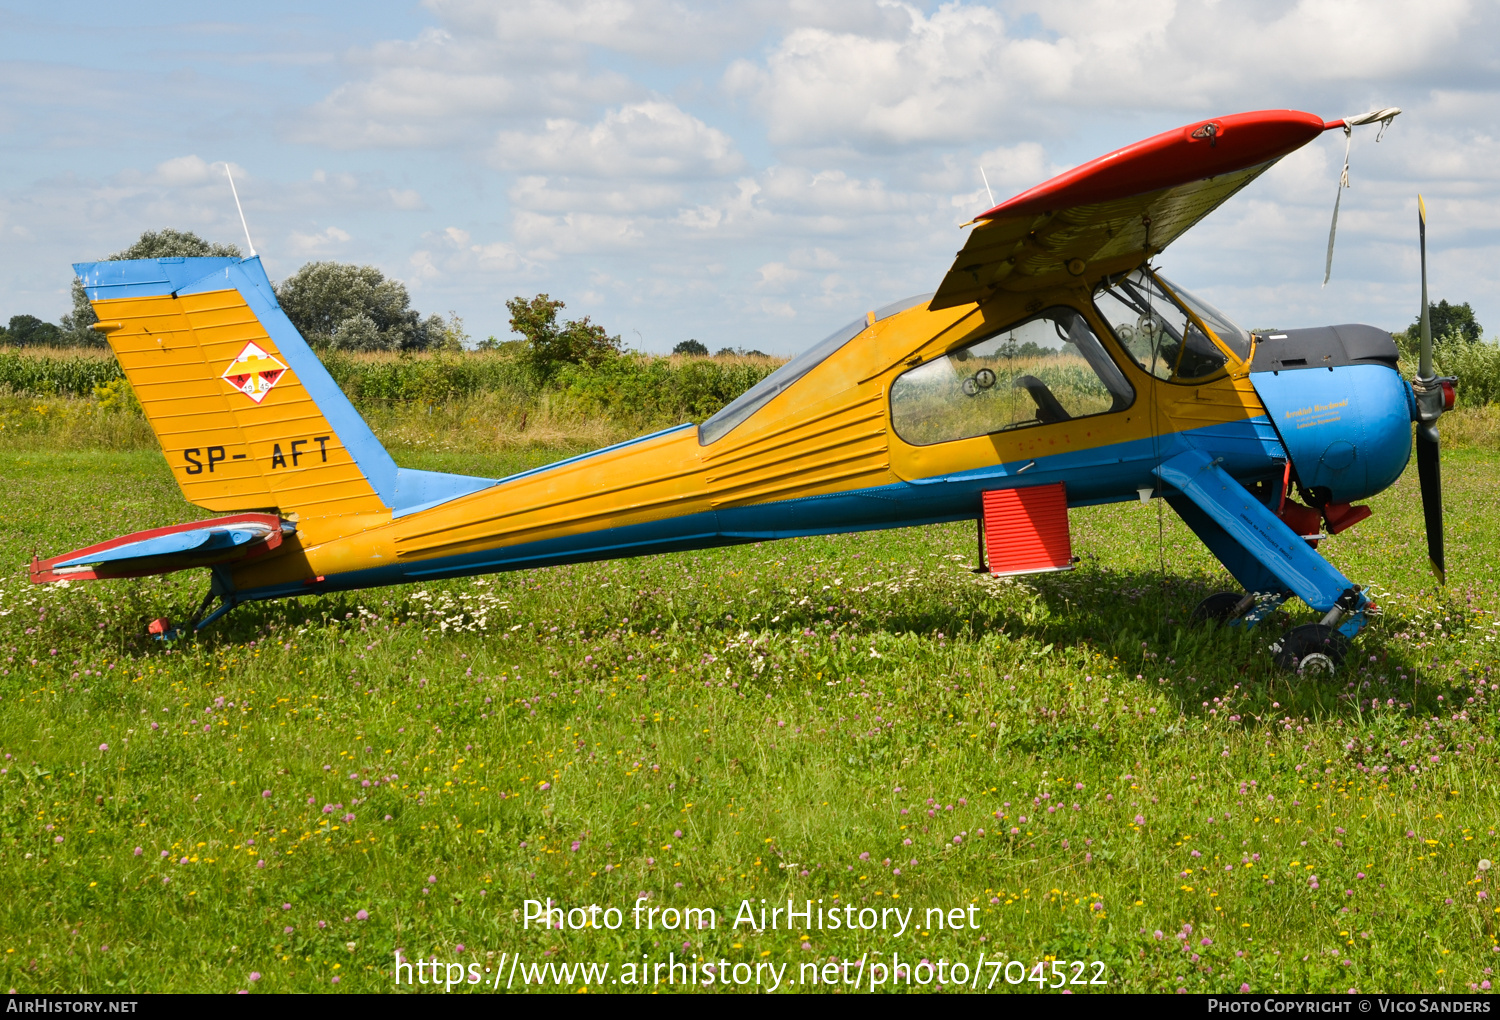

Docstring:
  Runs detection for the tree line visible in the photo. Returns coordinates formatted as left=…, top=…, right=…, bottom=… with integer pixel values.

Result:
left=0, top=228, right=630, bottom=372
left=6, top=227, right=1490, bottom=359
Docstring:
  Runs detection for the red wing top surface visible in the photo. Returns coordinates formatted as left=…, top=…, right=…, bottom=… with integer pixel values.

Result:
left=931, top=110, right=1328, bottom=309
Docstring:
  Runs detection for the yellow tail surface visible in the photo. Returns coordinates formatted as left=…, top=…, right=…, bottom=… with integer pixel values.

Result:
left=73, top=255, right=481, bottom=565
left=93, top=287, right=386, bottom=520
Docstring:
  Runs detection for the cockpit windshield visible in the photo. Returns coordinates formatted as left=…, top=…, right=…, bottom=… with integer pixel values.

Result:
left=1160, top=275, right=1252, bottom=360
left=698, top=292, right=935, bottom=446
left=1093, top=268, right=1249, bottom=382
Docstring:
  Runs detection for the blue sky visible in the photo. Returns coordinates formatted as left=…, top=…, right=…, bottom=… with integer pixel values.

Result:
left=3, top=0, right=1499, bottom=353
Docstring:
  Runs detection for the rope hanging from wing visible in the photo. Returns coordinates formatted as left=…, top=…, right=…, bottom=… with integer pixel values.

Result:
left=1323, top=107, right=1402, bottom=286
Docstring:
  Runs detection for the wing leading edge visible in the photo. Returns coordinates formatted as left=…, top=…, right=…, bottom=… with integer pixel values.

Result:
left=931, top=110, right=1330, bottom=310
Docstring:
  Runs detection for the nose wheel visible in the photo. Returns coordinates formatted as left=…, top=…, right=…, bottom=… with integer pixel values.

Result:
left=1270, top=624, right=1349, bottom=676
left=1192, top=590, right=1353, bottom=675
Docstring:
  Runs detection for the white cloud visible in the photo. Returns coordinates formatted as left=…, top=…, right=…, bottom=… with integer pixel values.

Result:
left=756, top=261, right=800, bottom=289
left=790, top=246, right=840, bottom=269
left=287, top=225, right=352, bottom=256
left=512, top=210, right=646, bottom=255
left=291, top=23, right=637, bottom=149
left=492, top=101, right=742, bottom=178
left=8, top=0, right=1500, bottom=352
left=509, top=175, right=685, bottom=214
left=152, top=155, right=219, bottom=187
left=727, top=0, right=1483, bottom=151
left=424, top=0, right=782, bottom=63
left=407, top=228, right=530, bottom=285
left=388, top=188, right=427, bottom=210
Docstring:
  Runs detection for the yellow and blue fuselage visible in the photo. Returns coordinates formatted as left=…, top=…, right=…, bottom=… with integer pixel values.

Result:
left=68, top=256, right=1412, bottom=635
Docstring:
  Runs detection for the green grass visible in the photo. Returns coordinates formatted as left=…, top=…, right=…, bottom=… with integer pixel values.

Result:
left=1, top=433, right=1498, bottom=994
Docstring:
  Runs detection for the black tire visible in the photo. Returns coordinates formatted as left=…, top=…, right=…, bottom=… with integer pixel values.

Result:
left=1191, top=591, right=1245, bottom=626
left=1272, top=624, right=1349, bottom=676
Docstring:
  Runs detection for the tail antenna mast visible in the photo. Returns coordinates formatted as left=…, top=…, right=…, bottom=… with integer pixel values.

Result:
left=222, top=163, right=258, bottom=258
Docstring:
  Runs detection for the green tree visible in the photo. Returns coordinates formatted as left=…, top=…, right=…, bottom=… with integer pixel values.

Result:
left=6, top=314, right=62, bottom=347
left=673, top=339, right=709, bottom=356
left=274, top=262, right=444, bottom=352
left=437, top=312, right=468, bottom=354
left=61, top=228, right=242, bottom=346
left=109, top=228, right=241, bottom=262
left=1397, top=299, right=1483, bottom=350
left=506, top=294, right=621, bottom=373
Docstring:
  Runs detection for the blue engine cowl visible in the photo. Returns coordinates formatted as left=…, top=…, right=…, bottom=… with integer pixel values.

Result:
left=1248, top=325, right=1413, bottom=506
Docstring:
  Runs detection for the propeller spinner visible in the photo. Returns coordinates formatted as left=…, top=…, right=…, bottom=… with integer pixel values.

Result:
left=1410, top=196, right=1458, bottom=583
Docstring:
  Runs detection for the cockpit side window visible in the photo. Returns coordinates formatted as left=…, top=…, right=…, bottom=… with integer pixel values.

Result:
left=699, top=292, right=935, bottom=446
left=890, top=306, right=1134, bottom=447
left=1093, top=269, right=1235, bottom=382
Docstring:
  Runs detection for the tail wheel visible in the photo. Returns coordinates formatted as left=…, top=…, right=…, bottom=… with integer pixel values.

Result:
left=1191, top=591, right=1245, bottom=626
left=1272, top=624, right=1349, bottom=676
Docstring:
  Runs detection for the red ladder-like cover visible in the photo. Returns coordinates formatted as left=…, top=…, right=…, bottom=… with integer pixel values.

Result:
left=982, top=484, right=1073, bottom=577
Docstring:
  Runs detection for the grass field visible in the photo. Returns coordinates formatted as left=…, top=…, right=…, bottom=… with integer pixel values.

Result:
left=1, top=410, right=1498, bottom=994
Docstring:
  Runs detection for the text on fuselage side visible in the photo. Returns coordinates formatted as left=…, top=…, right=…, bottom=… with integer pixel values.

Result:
left=183, top=436, right=331, bottom=474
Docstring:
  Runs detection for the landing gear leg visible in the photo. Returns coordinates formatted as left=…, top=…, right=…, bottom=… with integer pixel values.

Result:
left=150, top=569, right=239, bottom=640
left=1190, top=591, right=1252, bottom=625
left=1156, top=451, right=1372, bottom=676
left=1190, top=590, right=1286, bottom=629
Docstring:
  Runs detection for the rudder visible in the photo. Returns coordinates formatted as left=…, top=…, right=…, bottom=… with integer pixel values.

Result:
left=76, top=256, right=491, bottom=531
left=79, top=256, right=394, bottom=522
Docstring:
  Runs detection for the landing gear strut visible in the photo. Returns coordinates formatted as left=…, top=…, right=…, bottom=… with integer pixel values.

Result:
left=1190, top=591, right=1254, bottom=625
left=148, top=570, right=239, bottom=640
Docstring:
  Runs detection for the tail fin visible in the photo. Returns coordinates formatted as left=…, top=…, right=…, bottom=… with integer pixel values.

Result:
left=75, top=257, right=490, bottom=524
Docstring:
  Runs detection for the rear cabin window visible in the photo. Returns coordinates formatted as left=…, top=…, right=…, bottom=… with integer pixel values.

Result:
left=699, top=292, right=934, bottom=446
left=890, top=306, right=1134, bottom=446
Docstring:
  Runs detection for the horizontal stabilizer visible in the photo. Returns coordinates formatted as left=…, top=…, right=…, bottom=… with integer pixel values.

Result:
left=31, top=513, right=292, bottom=584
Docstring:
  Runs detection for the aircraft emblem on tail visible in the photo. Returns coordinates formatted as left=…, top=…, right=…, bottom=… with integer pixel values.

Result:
left=221, top=341, right=288, bottom=403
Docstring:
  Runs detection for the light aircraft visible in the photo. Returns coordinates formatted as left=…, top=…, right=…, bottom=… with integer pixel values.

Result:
left=33, top=108, right=1455, bottom=676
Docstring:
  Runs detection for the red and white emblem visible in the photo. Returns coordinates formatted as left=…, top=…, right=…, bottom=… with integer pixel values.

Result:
left=221, top=342, right=288, bottom=403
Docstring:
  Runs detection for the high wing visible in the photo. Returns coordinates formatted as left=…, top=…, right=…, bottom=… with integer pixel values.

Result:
left=931, top=110, right=1334, bottom=310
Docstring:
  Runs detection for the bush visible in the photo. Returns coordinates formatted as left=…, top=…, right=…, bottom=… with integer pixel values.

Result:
left=553, top=355, right=778, bottom=427
left=320, top=350, right=537, bottom=404
left=6, top=315, right=63, bottom=347
left=0, top=346, right=782, bottom=439
left=506, top=294, right=621, bottom=374
left=1437, top=339, right=1500, bottom=408
left=0, top=347, right=122, bottom=396
left=1398, top=335, right=1500, bottom=409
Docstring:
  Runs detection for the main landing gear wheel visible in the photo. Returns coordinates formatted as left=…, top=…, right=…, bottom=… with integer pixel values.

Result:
left=1272, top=624, right=1349, bottom=676
left=1191, top=591, right=1245, bottom=626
